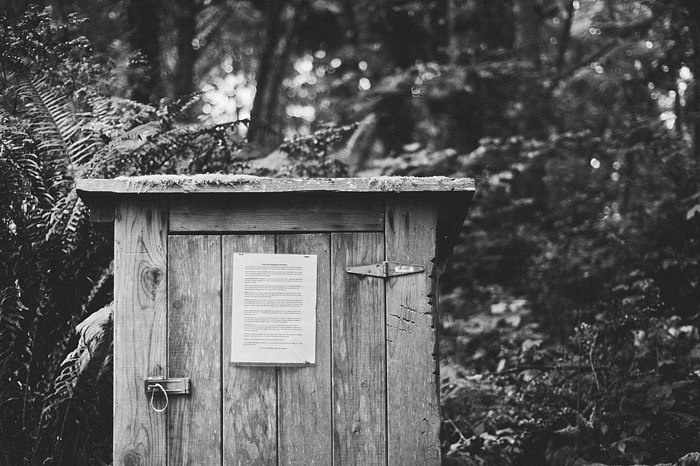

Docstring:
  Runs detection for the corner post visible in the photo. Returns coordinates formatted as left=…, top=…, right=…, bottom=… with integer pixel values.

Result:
left=385, top=194, right=442, bottom=465
left=113, top=198, right=169, bottom=466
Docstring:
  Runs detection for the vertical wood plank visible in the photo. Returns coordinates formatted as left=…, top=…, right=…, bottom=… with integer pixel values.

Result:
left=385, top=197, right=441, bottom=465
left=223, top=235, right=277, bottom=466
left=113, top=199, right=168, bottom=466
left=331, top=232, right=386, bottom=466
left=168, top=235, right=222, bottom=465
left=277, top=234, right=332, bottom=465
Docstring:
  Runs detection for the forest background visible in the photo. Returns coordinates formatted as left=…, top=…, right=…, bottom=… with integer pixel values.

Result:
left=1, top=1, right=700, bottom=465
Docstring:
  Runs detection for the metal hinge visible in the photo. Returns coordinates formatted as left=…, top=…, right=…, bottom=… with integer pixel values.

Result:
left=144, top=377, right=191, bottom=395
left=346, top=261, right=425, bottom=278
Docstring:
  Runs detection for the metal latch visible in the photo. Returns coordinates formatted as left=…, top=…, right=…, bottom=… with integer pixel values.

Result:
left=346, top=261, right=425, bottom=278
left=144, top=377, right=191, bottom=395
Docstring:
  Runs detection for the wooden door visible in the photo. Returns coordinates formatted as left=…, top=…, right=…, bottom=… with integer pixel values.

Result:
left=221, top=232, right=338, bottom=466
left=115, top=196, right=441, bottom=466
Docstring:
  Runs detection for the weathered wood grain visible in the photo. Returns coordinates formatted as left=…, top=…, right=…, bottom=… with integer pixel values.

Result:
left=170, top=195, right=384, bottom=232
left=385, top=196, right=442, bottom=465
left=167, top=235, right=222, bottom=465
left=222, top=235, right=277, bottom=466
left=76, top=175, right=475, bottom=198
left=277, top=234, right=332, bottom=465
left=331, top=232, right=386, bottom=466
left=113, top=199, right=168, bottom=466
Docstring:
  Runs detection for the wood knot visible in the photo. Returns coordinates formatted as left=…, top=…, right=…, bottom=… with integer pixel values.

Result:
left=140, top=265, right=163, bottom=299
left=121, top=451, right=143, bottom=466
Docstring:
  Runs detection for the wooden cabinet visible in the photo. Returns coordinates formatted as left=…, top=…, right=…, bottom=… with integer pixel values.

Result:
left=77, top=175, right=474, bottom=466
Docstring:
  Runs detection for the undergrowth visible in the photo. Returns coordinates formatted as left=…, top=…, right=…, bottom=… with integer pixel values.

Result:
left=441, top=286, right=700, bottom=465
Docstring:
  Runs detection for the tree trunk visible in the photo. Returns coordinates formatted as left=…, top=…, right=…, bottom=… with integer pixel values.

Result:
left=263, top=2, right=307, bottom=138
left=556, top=0, right=576, bottom=74
left=681, top=0, right=700, bottom=158
left=674, top=83, right=684, bottom=136
left=446, top=0, right=459, bottom=65
left=514, top=0, right=540, bottom=66
left=126, top=0, right=164, bottom=105
left=247, top=0, right=290, bottom=142
left=513, top=0, right=549, bottom=138
left=173, top=0, right=199, bottom=99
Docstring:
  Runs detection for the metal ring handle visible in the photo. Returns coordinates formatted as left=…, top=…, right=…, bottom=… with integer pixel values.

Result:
left=150, top=382, right=169, bottom=412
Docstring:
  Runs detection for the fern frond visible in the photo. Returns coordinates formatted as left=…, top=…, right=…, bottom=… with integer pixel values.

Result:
left=0, top=104, right=11, bottom=120
left=0, top=285, right=30, bottom=399
left=0, top=117, right=53, bottom=207
left=82, top=263, right=113, bottom=316
left=77, top=95, right=161, bottom=178
left=13, top=71, right=106, bottom=179
left=68, top=136, right=102, bottom=166
left=332, top=113, right=378, bottom=173
left=137, top=119, right=251, bottom=172
left=45, top=190, right=86, bottom=255
left=85, top=95, right=156, bottom=132
left=40, top=303, right=113, bottom=423
left=80, top=122, right=158, bottom=178
left=125, top=121, right=162, bottom=141
left=14, top=73, right=75, bottom=174
left=157, top=92, right=203, bottom=126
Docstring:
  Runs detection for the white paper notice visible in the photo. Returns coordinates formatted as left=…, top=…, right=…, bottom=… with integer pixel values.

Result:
left=231, top=253, right=317, bottom=365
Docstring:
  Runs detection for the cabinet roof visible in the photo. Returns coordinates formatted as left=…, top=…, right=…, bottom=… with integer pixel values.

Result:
left=76, top=175, right=474, bottom=197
